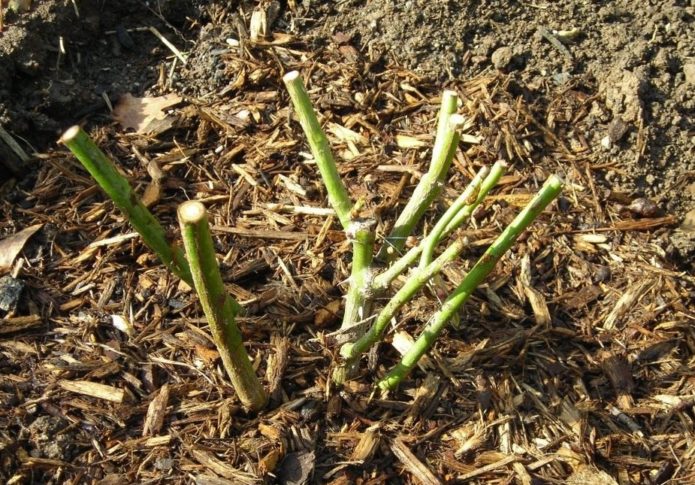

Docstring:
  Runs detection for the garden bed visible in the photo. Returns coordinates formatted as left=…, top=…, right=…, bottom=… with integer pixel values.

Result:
left=1, top=1, right=693, bottom=483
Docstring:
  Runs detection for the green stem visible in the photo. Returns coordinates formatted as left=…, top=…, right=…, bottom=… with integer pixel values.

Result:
left=441, top=160, right=507, bottom=238
left=419, top=166, right=490, bottom=269
left=433, top=91, right=460, bottom=159
left=331, top=221, right=374, bottom=386
left=340, top=219, right=376, bottom=332
left=378, top=93, right=460, bottom=260
left=341, top=237, right=467, bottom=363
left=283, top=71, right=353, bottom=229
left=372, top=243, right=422, bottom=292
left=178, top=201, right=267, bottom=411
left=372, top=161, right=506, bottom=291
left=60, top=126, right=192, bottom=285
left=377, top=175, right=564, bottom=390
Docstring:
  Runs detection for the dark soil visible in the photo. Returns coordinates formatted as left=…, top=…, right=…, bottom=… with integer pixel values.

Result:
left=0, top=0, right=197, bottom=145
left=1, top=1, right=694, bottom=484
left=311, top=0, right=695, bottom=192
left=307, top=0, right=695, bottom=252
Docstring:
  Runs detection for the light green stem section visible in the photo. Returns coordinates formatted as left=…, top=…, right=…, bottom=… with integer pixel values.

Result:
left=442, top=160, right=507, bottom=237
left=340, top=220, right=376, bottom=332
left=341, top=237, right=467, bottom=363
left=283, top=71, right=353, bottom=229
left=378, top=92, right=460, bottom=260
left=377, top=175, right=564, bottom=390
left=372, top=161, right=506, bottom=291
left=419, top=166, right=489, bottom=269
left=60, top=125, right=192, bottom=285
left=178, top=201, right=267, bottom=411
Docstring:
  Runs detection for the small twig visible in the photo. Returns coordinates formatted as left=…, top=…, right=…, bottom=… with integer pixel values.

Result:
left=101, top=92, right=113, bottom=113
left=456, top=454, right=521, bottom=481
left=537, top=26, right=572, bottom=59
left=390, top=437, right=442, bottom=485
left=0, top=125, right=30, bottom=174
left=149, top=26, right=187, bottom=65
left=262, top=203, right=335, bottom=216
left=609, top=405, right=644, bottom=437
left=56, top=35, right=66, bottom=71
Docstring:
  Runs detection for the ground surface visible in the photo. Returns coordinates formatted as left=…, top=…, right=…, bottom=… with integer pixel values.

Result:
left=1, top=1, right=694, bottom=484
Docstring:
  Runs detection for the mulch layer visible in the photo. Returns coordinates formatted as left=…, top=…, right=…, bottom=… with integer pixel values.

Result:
left=1, top=3, right=694, bottom=484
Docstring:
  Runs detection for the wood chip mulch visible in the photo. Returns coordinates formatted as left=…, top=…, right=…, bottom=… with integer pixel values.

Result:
left=1, top=17, right=693, bottom=485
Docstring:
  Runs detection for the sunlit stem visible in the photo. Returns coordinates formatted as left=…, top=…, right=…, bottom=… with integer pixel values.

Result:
left=372, top=161, right=506, bottom=291
left=441, top=160, right=507, bottom=238
left=60, top=125, right=192, bottom=284
left=283, top=71, right=353, bottom=229
left=378, top=93, right=461, bottom=260
left=340, top=219, right=376, bottom=332
left=419, top=166, right=490, bottom=269
left=341, top=237, right=467, bottom=364
left=178, top=201, right=268, bottom=411
left=377, top=175, right=564, bottom=390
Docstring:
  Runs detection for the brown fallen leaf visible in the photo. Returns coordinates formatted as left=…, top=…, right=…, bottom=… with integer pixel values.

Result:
left=195, top=344, right=219, bottom=365
left=259, top=448, right=283, bottom=475
left=141, top=159, right=165, bottom=208
left=141, top=179, right=162, bottom=208
left=278, top=450, right=315, bottom=485
left=0, top=224, right=42, bottom=270
left=113, top=93, right=182, bottom=134
left=314, top=299, right=341, bottom=327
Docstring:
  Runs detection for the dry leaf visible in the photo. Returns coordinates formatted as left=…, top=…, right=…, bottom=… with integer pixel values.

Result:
left=195, top=345, right=219, bottom=365
left=141, top=160, right=164, bottom=207
left=141, top=180, right=162, bottom=208
left=314, top=299, right=341, bottom=327
left=113, top=93, right=182, bottom=134
left=250, top=9, right=267, bottom=41
left=392, top=331, right=434, bottom=370
left=0, top=224, right=42, bottom=270
left=111, top=314, right=134, bottom=337
left=278, top=450, right=315, bottom=485
left=328, top=123, right=368, bottom=145
left=259, top=448, right=282, bottom=475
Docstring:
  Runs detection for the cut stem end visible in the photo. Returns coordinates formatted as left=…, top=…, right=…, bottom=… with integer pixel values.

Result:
left=178, top=200, right=207, bottom=224
left=59, top=125, right=82, bottom=145
left=283, top=70, right=300, bottom=83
